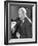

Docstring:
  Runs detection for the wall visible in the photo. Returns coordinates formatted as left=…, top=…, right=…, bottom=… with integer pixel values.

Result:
left=0, top=0, right=38, bottom=46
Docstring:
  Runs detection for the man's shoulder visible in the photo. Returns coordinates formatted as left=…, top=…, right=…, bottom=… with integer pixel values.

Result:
left=24, top=18, right=32, bottom=25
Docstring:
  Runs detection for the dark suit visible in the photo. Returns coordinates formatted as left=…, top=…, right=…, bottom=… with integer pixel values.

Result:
left=11, top=17, right=32, bottom=38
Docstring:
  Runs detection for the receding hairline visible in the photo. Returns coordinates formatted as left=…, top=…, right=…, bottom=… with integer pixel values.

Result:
left=18, top=7, right=27, bottom=13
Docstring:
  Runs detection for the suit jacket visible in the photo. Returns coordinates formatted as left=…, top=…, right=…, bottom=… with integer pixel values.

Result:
left=16, top=18, right=32, bottom=38
left=11, top=18, right=32, bottom=38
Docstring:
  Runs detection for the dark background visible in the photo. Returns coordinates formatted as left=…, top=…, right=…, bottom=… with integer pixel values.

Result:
left=10, top=5, right=32, bottom=38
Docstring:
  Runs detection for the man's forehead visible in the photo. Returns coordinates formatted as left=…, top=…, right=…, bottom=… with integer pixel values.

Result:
left=19, top=9, right=24, bottom=14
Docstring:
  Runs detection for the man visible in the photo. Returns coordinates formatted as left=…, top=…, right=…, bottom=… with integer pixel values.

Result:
left=11, top=7, right=32, bottom=38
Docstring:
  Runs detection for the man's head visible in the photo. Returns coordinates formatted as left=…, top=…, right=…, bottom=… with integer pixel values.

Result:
left=18, top=7, right=27, bottom=20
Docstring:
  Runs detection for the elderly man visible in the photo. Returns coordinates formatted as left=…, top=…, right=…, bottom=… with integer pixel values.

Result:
left=11, top=7, right=32, bottom=38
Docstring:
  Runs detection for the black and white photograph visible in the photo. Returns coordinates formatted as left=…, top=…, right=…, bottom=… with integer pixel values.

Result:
left=4, top=1, right=37, bottom=45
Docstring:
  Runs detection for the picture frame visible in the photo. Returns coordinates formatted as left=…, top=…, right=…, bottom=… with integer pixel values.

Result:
left=4, top=1, right=37, bottom=45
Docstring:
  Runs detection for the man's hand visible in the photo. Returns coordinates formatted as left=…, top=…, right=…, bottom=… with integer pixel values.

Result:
left=16, top=32, right=20, bottom=38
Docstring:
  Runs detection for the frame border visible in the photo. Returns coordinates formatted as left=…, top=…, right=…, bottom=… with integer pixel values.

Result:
left=4, top=1, right=37, bottom=45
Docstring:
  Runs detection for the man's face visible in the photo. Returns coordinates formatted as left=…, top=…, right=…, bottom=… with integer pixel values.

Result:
left=18, top=9, right=25, bottom=20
